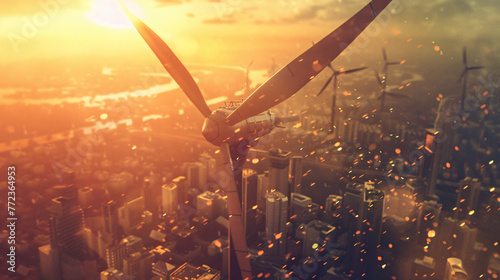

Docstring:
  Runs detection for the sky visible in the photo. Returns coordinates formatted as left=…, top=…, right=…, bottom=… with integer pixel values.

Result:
left=0, top=0, right=499, bottom=86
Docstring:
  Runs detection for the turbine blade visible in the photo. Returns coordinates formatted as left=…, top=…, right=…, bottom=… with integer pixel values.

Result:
left=374, top=71, right=383, bottom=85
left=382, top=47, right=388, bottom=62
left=226, top=0, right=393, bottom=126
left=123, top=6, right=212, bottom=117
left=387, top=62, right=400, bottom=65
left=385, top=91, right=410, bottom=98
left=218, top=143, right=253, bottom=279
left=340, top=66, right=368, bottom=75
left=377, top=93, right=384, bottom=100
left=467, top=66, right=484, bottom=71
left=317, top=75, right=334, bottom=97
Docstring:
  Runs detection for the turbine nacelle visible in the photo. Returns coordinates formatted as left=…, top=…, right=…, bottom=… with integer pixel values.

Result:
left=202, top=108, right=276, bottom=146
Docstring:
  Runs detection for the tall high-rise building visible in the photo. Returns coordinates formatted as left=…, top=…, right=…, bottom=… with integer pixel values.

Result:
left=197, top=191, right=218, bottom=220
left=265, top=191, right=288, bottom=256
left=303, top=220, right=335, bottom=257
left=187, top=162, right=208, bottom=192
left=54, top=184, right=77, bottom=199
left=142, top=177, right=159, bottom=221
left=437, top=218, right=478, bottom=268
left=343, top=182, right=384, bottom=278
left=118, top=197, right=145, bottom=234
left=77, top=186, right=94, bottom=208
left=444, top=258, right=468, bottom=280
left=291, top=193, right=318, bottom=226
left=257, top=172, right=270, bottom=206
left=162, top=183, right=178, bottom=214
left=454, top=177, right=480, bottom=221
left=102, top=200, right=119, bottom=240
left=172, top=176, right=188, bottom=205
left=105, top=241, right=127, bottom=270
left=199, top=152, right=217, bottom=182
left=417, top=129, right=442, bottom=196
left=242, top=169, right=259, bottom=239
left=122, top=250, right=154, bottom=280
left=324, top=195, right=342, bottom=226
left=416, top=200, right=441, bottom=248
left=290, top=156, right=303, bottom=194
left=269, top=149, right=291, bottom=197
left=39, top=244, right=61, bottom=280
left=50, top=196, right=85, bottom=261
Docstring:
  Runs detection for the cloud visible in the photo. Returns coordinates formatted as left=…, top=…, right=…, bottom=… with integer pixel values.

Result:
left=0, top=0, right=91, bottom=17
left=202, top=16, right=237, bottom=24
left=154, top=0, right=192, bottom=7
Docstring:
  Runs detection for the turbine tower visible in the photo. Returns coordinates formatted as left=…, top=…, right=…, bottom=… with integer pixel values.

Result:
left=122, top=0, right=393, bottom=278
left=458, top=47, right=484, bottom=113
left=316, top=65, right=367, bottom=132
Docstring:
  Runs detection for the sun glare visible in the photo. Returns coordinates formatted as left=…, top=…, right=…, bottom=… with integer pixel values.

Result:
left=88, top=0, right=143, bottom=29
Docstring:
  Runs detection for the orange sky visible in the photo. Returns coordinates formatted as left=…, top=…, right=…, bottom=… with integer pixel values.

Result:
left=0, top=0, right=384, bottom=68
left=1, top=0, right=497, bottom=79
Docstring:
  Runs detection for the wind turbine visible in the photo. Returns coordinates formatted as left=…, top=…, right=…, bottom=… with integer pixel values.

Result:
left=382, top=47, right=401, bottom=76
left=316, top=64, right=367, bottom=131
left=122, top=0, right=393, bottom=278
left=375, top=70, right=410, bottom=112
left=458, top=47, right=484, bottom=113
left=376, top=48, right=405, bottom=112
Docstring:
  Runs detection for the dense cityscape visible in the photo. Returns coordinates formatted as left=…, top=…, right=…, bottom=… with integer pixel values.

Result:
left=1, top=0, right=500, bottom=279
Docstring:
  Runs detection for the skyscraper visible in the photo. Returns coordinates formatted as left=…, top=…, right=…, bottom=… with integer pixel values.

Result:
left=265, top=191, right=288, bottom=256
left=444, top=258, right=468, bottom=280
left=187, top=162, right=208, bottom=192
left=197, top=191, right=218, bottom=220
left=291, top=193, right=319, bottom=226
left=257, top=171, right=270, bottom=206
left=102, top=200, right=119, bottom=240
left=50, top=196, right=85, bottom=261
left=269, top=149, right=291, bottom=197
left=416, top=200, right=441, bottom=248
left=199, top=152, right=217, bottom=182
left=290, top=156, right=303, bottom=194
left=172, top=176, right=188, bottom=205
left=242, top=169, right=258, bottom=239
left=324, top=195, right=342, bottom=226
left=118, top=197, right=145, bottom=234
left=105, top=241, right=127, bottom=270
left=142, top=177, right=158, bottom=221
left=343, top=182, right=384, bottom=278
left=162, top=183, right=178, bottom=214
left=122, top=250, right=154, bottom=280
left=454, top=177, right=480, bottom=221
left=303, top=220, right=335, bottom=257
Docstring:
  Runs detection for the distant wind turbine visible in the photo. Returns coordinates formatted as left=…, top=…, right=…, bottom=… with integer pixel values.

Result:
left=377, top=47, right=405, bottom=112
left=317, top=64, right=367, bottom=131
left=458, top=47, right=484, bottom=112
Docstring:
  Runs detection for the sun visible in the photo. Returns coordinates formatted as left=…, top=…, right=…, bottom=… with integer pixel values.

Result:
left=88, top=0, right=143, bottom=29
